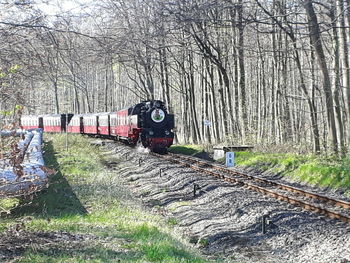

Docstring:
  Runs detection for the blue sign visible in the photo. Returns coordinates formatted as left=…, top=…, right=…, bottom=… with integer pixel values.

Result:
left=226, top=152, right=235, bottom=167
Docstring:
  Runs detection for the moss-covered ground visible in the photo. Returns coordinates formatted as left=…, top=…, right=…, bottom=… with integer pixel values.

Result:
left=0, top=135, right=211, bottom=262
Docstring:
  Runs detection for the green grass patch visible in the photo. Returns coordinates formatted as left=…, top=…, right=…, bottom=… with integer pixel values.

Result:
left=169, top=145, right=204, bottom=155
left=173, top=144, right=350, bottom=195
left=0, top=198, right=20, bottom=211
left=230, top=151, right=350, bottom=195
left=0, top=134, right=211, bottom=263
left=167, top=218, right=178, bottom=226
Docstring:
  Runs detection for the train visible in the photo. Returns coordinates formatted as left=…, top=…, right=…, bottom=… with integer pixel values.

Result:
left=20, top=100, right=175, bottom=153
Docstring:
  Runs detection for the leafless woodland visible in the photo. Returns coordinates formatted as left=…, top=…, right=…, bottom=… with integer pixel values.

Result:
left=1, top=0, right=350, bottom=156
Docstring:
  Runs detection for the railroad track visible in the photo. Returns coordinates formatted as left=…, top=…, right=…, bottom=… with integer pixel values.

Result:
left=151, top=152, right=350, bottom=225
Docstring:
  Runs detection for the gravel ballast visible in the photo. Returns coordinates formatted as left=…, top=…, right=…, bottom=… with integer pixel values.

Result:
left=106, top=143, right=350, bottom=263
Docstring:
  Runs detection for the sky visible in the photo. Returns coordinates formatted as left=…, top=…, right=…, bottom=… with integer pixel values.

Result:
left=0, top=0, right=95, bottom=23
left=36, top=0, right=94, bottom=17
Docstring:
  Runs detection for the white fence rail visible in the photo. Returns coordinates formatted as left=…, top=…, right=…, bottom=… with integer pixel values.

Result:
left=0, top=129, right=48, bottom=198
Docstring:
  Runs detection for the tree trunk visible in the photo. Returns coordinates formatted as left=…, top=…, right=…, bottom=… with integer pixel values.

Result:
left=53, top=80, right=59, bottom=114
left=339, top=0, right=350, bottom=142
left=303, top=0, right=338, bottom=155
left=331, top=6, right=346, bottom=156
left=237, top=0, right=247, bottom=141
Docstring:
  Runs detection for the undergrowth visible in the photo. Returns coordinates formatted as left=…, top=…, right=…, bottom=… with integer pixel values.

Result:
left=172, top=144, right=350, bottom=196
left=169, top=145, right=204, bottom=155
left=0, top=134, right=210, bottom=263
left=234, top=152, right=350, bottom=194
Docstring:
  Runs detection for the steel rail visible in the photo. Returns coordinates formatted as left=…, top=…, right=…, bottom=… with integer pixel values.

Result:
left=167, top=153, right=350, bottom=210
left=151, top=152, right=350, bottom=224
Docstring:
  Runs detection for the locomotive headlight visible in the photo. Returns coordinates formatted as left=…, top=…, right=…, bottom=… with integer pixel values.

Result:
left=149, top=130, right=154, bottom=135
left=154, top=101, right=161, bottom=108
left=165, top=130, right=170, bottom=135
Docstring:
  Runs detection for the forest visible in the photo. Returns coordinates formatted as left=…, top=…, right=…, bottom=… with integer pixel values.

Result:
left=1, top=0, right=350, bottom=156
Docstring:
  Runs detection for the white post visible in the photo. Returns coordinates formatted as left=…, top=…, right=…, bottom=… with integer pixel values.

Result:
left=226, top=152, right=235, bottom=167
left=66, top=113, right=68, bottom=151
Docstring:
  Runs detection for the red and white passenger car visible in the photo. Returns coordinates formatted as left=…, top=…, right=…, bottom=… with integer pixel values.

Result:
left=97, top=112, right=111, bottom=136
left=21, top=115, right=43, bottom=130
left=82, top=114, right=98, bottom=135
left=67, top=114, right=83, bottom=134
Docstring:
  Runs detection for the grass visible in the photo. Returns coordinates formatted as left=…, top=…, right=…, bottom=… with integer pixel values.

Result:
left=167, top=218, right=178, bottom=226
left=224, top=151, right=350, bottom=195
left=0, top=198, right=20, bottom=217
left=172, top=144, right=350, bottom=196
left=169, top=145, right=204, bottom=156
left=0, top=134, right=211, bottom=263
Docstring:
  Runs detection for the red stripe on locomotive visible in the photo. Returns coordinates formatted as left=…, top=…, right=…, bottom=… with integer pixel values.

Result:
left=147, top=137, right=173, bottom=149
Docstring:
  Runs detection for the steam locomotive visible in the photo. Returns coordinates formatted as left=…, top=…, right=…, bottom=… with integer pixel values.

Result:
left=21, top=100, right=175, bottom=152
